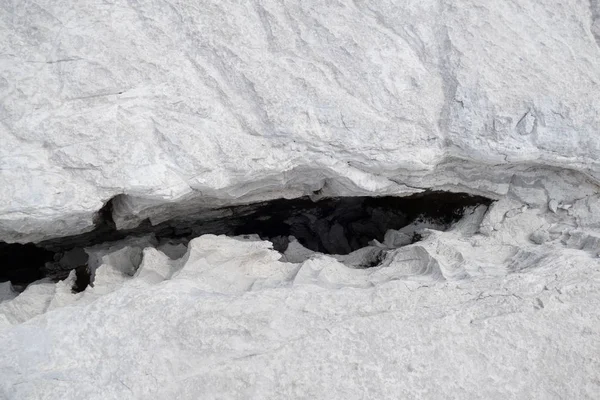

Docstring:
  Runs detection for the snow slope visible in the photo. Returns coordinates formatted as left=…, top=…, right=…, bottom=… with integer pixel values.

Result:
left=1, top=206, right=600, bottom=399
left=1, top=1, right=600, bottom=398
left=1, top=0, right=600, bottom=241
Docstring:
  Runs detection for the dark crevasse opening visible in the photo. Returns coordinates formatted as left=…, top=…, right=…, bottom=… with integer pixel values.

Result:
left=230, top=193, right=488, bottom=254
left=0, top=243, right=54, bottom=287
left=0, top=191, right=492, bottom=289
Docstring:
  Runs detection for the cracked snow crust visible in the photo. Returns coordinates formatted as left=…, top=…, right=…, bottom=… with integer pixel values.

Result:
left=0, top=205, right=599, bottom=399
left=1, top=0, right=600, bottom=241
left=1, top=0, right=600, bottom=398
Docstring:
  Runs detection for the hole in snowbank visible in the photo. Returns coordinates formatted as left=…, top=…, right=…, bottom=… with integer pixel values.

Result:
left=72, top=265, right=91, bottom=293
left=0, top=243, right=54, bottom=286
left=0, top=191, right=492, bottom=287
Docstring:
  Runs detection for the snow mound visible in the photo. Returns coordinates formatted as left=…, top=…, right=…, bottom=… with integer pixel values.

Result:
left=1, top=205, right=599, bottom=399
left=1, top=0, right=600, bottom=241
left=1, top=0, right=600, bottom=397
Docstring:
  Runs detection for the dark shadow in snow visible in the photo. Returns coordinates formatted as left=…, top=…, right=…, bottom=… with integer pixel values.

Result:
left=0, top=191, right=492, bottom=286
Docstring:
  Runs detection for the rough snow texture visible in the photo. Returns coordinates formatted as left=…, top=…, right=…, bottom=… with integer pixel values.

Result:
left=2, top=1, right=600, bottom=398
left=1, top=206, right=600, bottom=399
left=1, top=0, right=600, bottom=241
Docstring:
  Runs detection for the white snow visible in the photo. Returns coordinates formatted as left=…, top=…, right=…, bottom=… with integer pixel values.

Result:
left=1, top=203, right=599, bottom=399
left=1, top=0, right=600, bottom=398
left=1, top=0, right=599, bottom=241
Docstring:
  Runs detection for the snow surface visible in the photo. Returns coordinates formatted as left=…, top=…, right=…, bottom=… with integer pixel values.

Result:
left=1, top=0, right=600, bottom=398
left=1, top=205, right=600, bottom=399
left=1, top=0, right=600, bottom=241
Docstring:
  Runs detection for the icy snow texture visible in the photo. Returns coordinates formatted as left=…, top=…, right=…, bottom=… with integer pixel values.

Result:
left=2, top=1, right=600, bottom=398
left=1, top=0, right=600, bottom=241
left=1, top=207, right=600, bottom=399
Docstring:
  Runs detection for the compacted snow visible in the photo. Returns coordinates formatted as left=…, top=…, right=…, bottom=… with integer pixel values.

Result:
left=1, top=0, right=600, bottom=398
left=1, top=204, right=600, bottom=399
left=1, top=0, right=600, bottom=241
